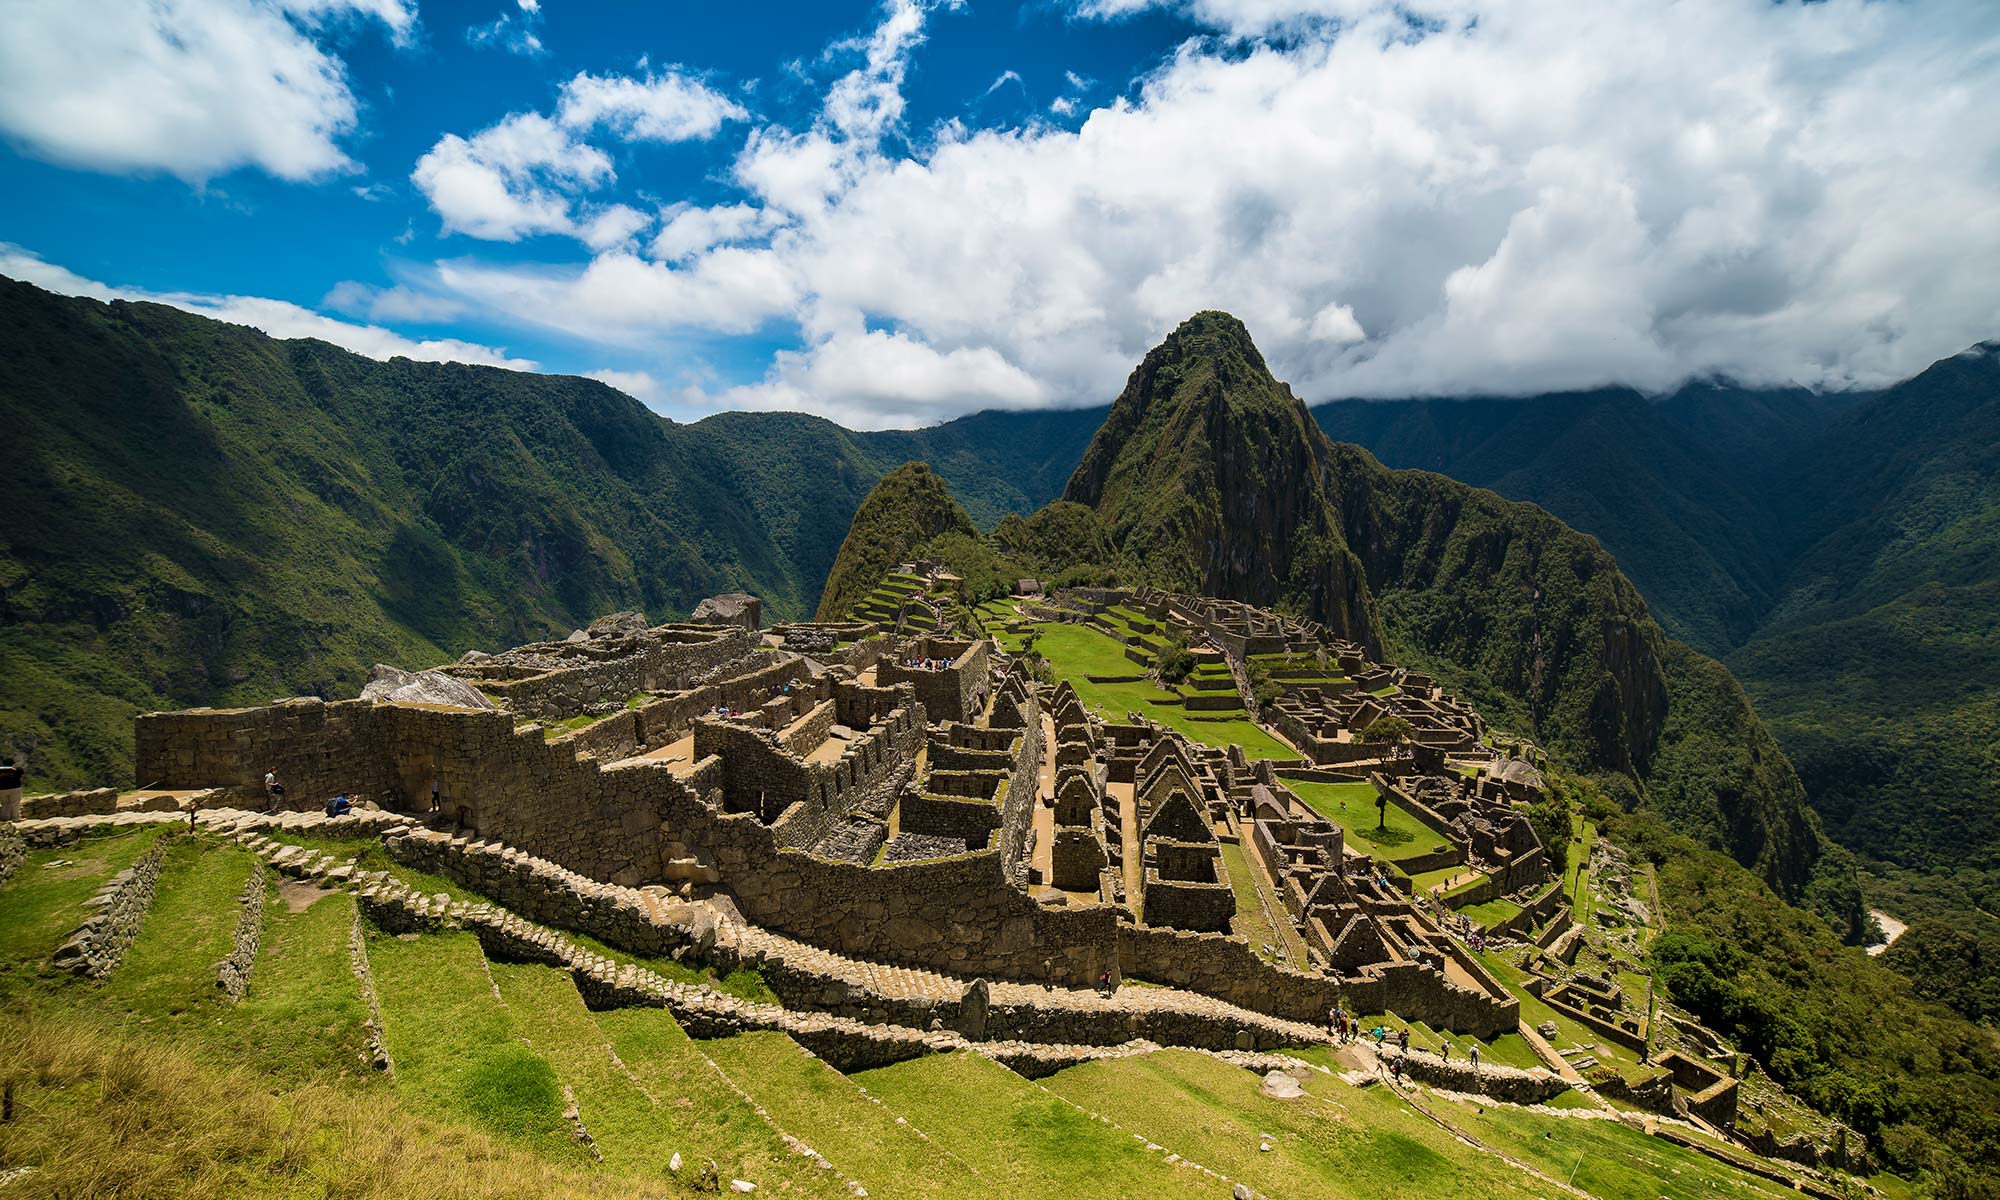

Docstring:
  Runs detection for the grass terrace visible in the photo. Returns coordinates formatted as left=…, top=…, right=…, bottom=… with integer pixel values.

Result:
left=1022, top=620, right=1296, bottom=759
left=1281, top=776, right=1446, bottom=863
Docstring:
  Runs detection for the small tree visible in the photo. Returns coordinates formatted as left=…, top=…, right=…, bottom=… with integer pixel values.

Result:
left=1357, top=715, right=1413, bottom=745
left=1154, top=632, right=1195, bottom=685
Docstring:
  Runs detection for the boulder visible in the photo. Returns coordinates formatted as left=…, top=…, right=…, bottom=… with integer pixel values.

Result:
left=586, top=611, right=651, bottom=640
left=360, top=665, right=496, bottom=710
left=691, top=593, right=762, bottom=630
left=1260, top=1069, right=1305, bottom=1099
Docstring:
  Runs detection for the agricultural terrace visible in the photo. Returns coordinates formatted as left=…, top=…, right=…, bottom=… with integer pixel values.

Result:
left=1007, top=620, right=1296, bottom=760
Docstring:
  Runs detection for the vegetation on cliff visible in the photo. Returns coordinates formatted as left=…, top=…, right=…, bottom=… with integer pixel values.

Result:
left=0, top=279, right=1091, bottom=792
left=1314, top=344, right=2000, bottom=951
left=814, top=463, right=980, bottom=620
left=1061, top=311, right=1848, bottom=922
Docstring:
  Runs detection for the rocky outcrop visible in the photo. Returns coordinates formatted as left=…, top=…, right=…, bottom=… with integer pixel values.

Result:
left=359, top=664, right=494, bottom=710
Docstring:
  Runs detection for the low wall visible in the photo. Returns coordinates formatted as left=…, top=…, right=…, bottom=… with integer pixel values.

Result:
left=0, top=824, right=24, bottom=888
left=1120, top=923, right=1516, bottom=1039
left=53, top=830, right=174, bottom=977
left=20, top=787, right=125, bottom=819
left=215, top=862, right=267, bottom=1001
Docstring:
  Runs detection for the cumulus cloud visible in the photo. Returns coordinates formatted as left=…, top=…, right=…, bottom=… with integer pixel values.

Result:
left=423, top=0, right=2000, bottom=424
left=700, top=329, right=1045, bottom=430
left=4, top=245, right=534, bottom=370
left=414, top=70, right=747, bottom=242
left=413, top=112, right=614, bottom=241
left=0, top=0, right=413, bottom=183
left=557, top=71, right=749, bottom=143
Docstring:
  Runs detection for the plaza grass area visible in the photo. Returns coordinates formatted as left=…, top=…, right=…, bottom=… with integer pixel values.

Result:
left=1281, top=775, right=1448, bottom=863
left=1021, top=620, right=1297, bottom=760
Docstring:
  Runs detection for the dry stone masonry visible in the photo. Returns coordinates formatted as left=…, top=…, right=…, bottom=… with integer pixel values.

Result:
left=52, top=830, right=175, bottom=977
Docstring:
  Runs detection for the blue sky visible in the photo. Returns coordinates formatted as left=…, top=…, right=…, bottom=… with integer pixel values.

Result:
left=4, top=0, right=1998, bottom=427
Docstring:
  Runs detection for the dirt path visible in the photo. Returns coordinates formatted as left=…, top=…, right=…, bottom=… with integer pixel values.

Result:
left=1866, top=909, right=1908, bottom=956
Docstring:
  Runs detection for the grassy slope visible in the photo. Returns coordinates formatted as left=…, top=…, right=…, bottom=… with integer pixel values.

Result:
left=849, top=1050, right=1194, bottom=1198
left=700, top=1031, right=987, bottom=1198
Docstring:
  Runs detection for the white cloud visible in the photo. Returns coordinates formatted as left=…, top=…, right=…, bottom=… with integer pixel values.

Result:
left=412, top=113, right=613, bottom=241
left=651, top=203, right=783, bottom=262
left=982, top=70, right=1024, bottom=98
left=584, top=368, right=667, bottom=407
left=468, top=0, right=545, bottom=56
left=557, top=71, right=748, bottom=143
left=415, top=72, right=746, bottom=243
left=323, top=280, right=469, bottom=323
left=422, top=0, right=2000, bottom=424
left=0, top=0, right=413, bottom=183
left=822, top=0, right=938, bottom=142
left=700, top=329, right=1045, bottom=430
left=4, top=245, right=534, bottom=370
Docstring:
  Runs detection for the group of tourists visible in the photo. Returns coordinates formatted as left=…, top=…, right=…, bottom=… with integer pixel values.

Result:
left=899, top=657, right=951, bottom=671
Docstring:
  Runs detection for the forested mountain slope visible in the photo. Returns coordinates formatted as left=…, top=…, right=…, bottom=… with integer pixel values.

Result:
left=1058, top=312, right=1850, bottom=921
left=1312, top=348, right=2000, bottom=965
left=0, top=278, right=1090, bottom=791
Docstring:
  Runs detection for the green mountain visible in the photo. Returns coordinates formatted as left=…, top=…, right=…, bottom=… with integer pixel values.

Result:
left=0, top=278, right=1095, bottom=793
left=815, top=463, right=979, bottom=620
left=1062, top=312, right=1847, bottom=920
left=1312, top=348, right=2000, bottom=969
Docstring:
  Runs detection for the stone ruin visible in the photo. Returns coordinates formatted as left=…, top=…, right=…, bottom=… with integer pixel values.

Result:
left=115, top=586, right=1535, bottom=1042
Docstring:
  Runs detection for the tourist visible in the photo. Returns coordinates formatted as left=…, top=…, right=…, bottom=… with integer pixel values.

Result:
left=0, top=753, right=21, bottom=822
left=1469, top=1044, right=1480, bottom=1072
left=1398, top=1029, right=1410, bottom=1053
left=1440, top=1038, right=1451, bottom=1062
left=324, top=793, right=351, bottom=817
left=429, top=777, right=441, bottom=813
left=264, top=769, right=285, bottom=812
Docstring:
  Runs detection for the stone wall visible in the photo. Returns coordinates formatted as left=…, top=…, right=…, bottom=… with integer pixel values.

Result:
left=1120, top=922, right=1517, bottom=1039
left=53, top=830, right=174, bottom=977
left=19, top=787, right=121, bottom=819
left=899, top=791, right=1003, bottom=848
left=214, top=861, right=267, bottom=1001
left=453, top=626, right=759, bottom=720
left=0, top=823, right=24, bottom=889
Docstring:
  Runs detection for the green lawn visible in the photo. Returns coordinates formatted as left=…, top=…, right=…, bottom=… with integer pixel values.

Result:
left=1282, top=776, right=1448, bottom=863
left=1459, top=897, right=1523, bottom=928
left=1043, top=1049, right=1550, bottom=1200
left=1440, top=1095, right=1804, bottom=1200
left=226, top=887, right=379, bottom=1085
left=702, top=1032, right=985, bottom=1198
left=596, top=1008, right=847, bottom=1194
left=0, top=828, right=162, bottom=967
left=1027, top=621, right=1296, bottom=759
left=365, top=931, right=585, bottom=1164
left=851, top=1050, right=1192, bottom=1197
left=97, top=838, right=258, bottom=1026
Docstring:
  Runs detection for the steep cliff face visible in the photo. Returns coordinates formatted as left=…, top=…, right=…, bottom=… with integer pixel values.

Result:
left=1059, top=311, right=1833, bottom=905
left=1064, top=312, right=1379, bottom=650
